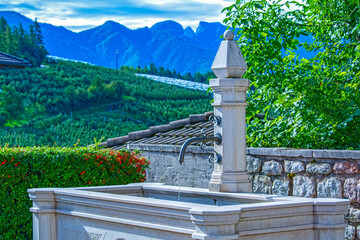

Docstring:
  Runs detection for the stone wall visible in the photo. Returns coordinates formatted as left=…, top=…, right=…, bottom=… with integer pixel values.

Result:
left=128, top=144, right=214, bottom=188
left=128, top=144, right=360, bottom=240
left=245, top=148, right=360, bottom=240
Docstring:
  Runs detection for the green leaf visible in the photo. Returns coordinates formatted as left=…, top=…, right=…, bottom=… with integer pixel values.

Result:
left=344, top=116, right=354, bottom=123
left=301, top=58, right=309, bottom=64
left=339, top=72, right=347, bottom=77
left=354, top=109, right=360, bottom=117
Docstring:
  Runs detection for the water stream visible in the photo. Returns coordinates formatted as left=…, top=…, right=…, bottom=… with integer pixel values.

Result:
left=178, top=162, right=182, bottom=201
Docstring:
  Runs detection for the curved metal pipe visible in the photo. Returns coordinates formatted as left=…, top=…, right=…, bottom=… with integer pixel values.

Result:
left=179, top=134, right=221, bottom=164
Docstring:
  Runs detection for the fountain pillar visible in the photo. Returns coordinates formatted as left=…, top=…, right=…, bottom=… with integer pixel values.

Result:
left=208, top=30, right=251, bottom=192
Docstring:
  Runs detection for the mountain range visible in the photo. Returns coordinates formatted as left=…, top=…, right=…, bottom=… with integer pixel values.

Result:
left=0, top=11, right=227, bottom=73
left=0, top=11, right=315, bottom=74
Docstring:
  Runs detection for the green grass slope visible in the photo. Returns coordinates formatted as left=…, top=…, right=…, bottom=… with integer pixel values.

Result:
left=0, top=60, right=212, bottom=147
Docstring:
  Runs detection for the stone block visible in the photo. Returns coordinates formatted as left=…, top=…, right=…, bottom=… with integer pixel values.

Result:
left=247, top=148, right=279, bottom=156
left=261, top=160, right=283, bottom=176
left=357, top=226, right=360, bottom=240
left=306, top=163, right=332, bottom=174
left=247, top=148, right=313, bottom=158
left=317, top=177, right=342, bottom=198
left=272, top=179, right=289, bottom=196
left=345, top=206, right=360, bottom=224
left=334, top=162, right=360, bottom=174
left=344, top=179, right=358, bottom=202
left=277, top=149, right=313, bottom=158
left=284, top=160, right=304, bottom=173
left=252, top=175, right=272, bottom=194
left=246, top=156, right=261, bottom=173
left=312, top=149, right=360, bottom=160
left=293, top=176, right=316, bottom=197
left=345, top=225, right=356, bottom=240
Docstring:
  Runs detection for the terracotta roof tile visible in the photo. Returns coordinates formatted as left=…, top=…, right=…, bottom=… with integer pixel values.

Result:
left=150, top=124, right=170, bottom=133
left=189, top=114, right=206, bottom=123
left=102, top=112, right=214, bottom=148
left=169, top=119, right=190, bottom=129
left=106, top=136, right=129, bottom=147
left=102, top=111, right=272, bottom=149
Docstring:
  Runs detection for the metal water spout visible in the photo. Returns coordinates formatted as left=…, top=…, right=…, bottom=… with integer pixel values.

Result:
left=178, top=133, right=222, bottom=164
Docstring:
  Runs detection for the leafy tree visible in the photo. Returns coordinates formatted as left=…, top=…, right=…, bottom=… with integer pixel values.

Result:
left=149, top=63, right=158, bottom=75
left=0, top=85, right=24, bottom=124
left=223, top=0, right=360, bottom=149
left=104, top=81, right=124, bottom=99
left=183, top=72, right=192, bottom=80
left=0, top=17, right=7, bottom=50
left=0, top=17, right=48, bottom=66
left=158, top=66, right=165, bottom=75
left=32, top=18, right=44, bottom=45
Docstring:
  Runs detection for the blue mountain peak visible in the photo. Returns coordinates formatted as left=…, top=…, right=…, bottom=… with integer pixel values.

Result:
left=150, top=20, right=184, bottom=35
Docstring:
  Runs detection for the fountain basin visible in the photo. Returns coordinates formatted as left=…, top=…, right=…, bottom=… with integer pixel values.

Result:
left=28, top=183, right=348, bottom=240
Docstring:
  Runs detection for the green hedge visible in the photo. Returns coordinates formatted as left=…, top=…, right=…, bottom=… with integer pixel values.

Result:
left=0, top=146, right=149, bottom=239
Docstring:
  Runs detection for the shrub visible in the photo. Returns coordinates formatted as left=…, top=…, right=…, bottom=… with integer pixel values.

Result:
left=0, top=146, right=149, bottom=239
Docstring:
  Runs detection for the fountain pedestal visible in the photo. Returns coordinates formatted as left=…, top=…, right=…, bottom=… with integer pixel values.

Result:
left=208, top=31, right=251, bottom=192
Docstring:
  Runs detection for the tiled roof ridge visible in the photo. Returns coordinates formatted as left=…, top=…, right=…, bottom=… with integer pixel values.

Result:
left=0, top=51, right=31, bottom=66
left=103, top=111, right=214, bottom=148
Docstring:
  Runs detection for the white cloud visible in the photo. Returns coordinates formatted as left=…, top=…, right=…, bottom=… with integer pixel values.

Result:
left=0, top=0, right=232, bottom=31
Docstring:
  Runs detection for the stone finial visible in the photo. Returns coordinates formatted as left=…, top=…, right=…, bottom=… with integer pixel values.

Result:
left=224, top=30, right=234, bottom=40
left=211, top=30, right=247, bottom=78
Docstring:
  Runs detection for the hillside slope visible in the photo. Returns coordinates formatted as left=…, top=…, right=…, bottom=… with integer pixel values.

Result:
left=0, top=61, right=212, bottom=147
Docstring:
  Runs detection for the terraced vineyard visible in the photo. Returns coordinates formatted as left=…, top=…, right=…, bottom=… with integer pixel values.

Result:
left=0, top=60, right=212, bottom=147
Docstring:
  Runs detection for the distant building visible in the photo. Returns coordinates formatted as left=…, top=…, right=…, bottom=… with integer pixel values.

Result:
left=0, top=51, right=31, bottom=69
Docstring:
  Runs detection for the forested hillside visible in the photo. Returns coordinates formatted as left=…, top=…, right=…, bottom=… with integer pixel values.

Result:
left=0, top=60, right=212, bottom=147
left=0, top=17, right=47, bottom=66
left=121, top=63, right=216, bottom=83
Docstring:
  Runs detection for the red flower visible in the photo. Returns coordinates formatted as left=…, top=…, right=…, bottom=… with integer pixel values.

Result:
left=99, top=161, right=103, bottom=164
left=80, top=170, right=86, bottom=175
left=7, top=175, right=11, bottom=178
left=15, top=162, right=20, bottom=167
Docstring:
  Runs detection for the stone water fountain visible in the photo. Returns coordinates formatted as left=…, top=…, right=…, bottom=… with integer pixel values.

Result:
left=28, top=31, right=348, bottom=240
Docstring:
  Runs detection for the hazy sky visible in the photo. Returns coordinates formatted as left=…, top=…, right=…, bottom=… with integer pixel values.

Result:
left=0, top=0, right=233, bottom=32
